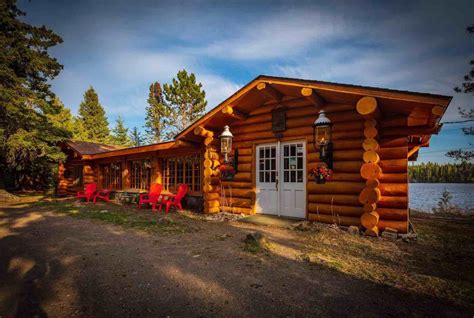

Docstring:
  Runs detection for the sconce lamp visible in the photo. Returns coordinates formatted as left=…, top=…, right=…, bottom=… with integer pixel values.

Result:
left=313, top=110, right=333, bottom=169
left=219, top=125, right=233, bottom=163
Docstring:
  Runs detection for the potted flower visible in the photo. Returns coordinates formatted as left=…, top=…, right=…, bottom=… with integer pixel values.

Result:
left=219, top=163, right=236, bottom=181
left=309, top=165, right=333, bottom=184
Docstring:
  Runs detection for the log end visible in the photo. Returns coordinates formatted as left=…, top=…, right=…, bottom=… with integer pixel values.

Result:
left=356, top=96, right=378, bottom=116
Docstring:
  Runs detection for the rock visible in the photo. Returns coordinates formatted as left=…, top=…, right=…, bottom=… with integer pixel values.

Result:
left=348, top=226, right=360, bottom=235
left=100, top=210, right=108, bottom=213
left=158, top=216, right=173, bottom=224
left=244, top=232, right=266, bottom=244
left=381, top=231, right=398, bottom=240
left=400, top=232, right=418, bottom=242
left=291, top=220, right=311, bottom=231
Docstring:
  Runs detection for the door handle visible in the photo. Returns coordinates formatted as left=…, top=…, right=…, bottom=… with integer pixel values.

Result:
left=276, top=178, right=278, bottom=191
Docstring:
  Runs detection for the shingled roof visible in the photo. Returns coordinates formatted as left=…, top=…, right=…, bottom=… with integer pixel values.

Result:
left=65, top=140, right=124, bottom=155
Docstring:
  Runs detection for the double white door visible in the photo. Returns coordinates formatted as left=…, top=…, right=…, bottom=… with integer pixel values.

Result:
left=255, top=141, right=306, bottom=218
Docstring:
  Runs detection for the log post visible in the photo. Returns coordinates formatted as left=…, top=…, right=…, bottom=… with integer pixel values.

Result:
left=357, top=96, right=382, bottom=237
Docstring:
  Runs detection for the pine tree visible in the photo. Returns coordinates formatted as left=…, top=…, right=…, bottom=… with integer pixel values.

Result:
left=162, top=70, right=207, bottom=139
left=145, top=82, right=170, bottom=143
left=78, top=87, right=110, bottom=143
left=130, top=127, right=144, bottom=147
left=47, top=97, right=75, bottom=133
left=110, top=116, right=131, bottom=146
left=0, top=0, right=68, bottom=189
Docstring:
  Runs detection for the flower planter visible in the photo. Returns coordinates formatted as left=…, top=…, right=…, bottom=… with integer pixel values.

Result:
left=221, top=170, right=235, bottom=181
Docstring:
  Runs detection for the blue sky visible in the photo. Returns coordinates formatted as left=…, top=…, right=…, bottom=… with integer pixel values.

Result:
left=19, top=0, right=473, bottom=163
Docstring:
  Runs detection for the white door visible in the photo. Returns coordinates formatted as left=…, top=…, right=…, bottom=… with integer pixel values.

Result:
left=255, top=144, right=279, bottom=215
left=280, top=142, right=306, bottom=218
left=255, top=141, right=306, bottom=218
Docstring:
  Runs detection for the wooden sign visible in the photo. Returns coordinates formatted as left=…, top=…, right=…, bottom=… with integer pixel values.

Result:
left=271, top=106, right=287, bottom=132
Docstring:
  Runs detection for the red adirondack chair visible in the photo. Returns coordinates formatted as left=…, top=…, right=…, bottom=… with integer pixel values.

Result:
left=76, top=183, right=97, bottom=202
left=159, top=184, right=188, bottom=213
left=138, top=183, right=163, bottom=210
left=94, top=189, right=111, bottom=203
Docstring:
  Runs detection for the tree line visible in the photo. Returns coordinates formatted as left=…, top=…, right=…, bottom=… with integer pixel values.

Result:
left=408, top=162, right=473, bottom=183
left=0, top=1, right=206, bottom=189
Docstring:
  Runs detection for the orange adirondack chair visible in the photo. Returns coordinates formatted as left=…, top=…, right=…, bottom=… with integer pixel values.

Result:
left=77, top=183, right=97, bottom=202
left=138, top=183, right=163, bottom=210
left=94, top=189, right=111, bottom=203
left=159, top=184, right=188, bottom=213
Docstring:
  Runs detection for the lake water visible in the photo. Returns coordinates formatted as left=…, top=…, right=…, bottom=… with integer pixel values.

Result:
left=409, top=183, right=473, bottom=213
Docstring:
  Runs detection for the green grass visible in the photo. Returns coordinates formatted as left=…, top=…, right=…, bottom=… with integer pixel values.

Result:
left=34, top=199, right=192, bottom=235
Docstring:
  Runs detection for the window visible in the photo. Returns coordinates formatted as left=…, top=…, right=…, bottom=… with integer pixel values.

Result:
left=102, top=162, right=122, bottom=189
left=129, top=160, right=151, bottom=190
left=72, top=165, right=84, bottom=188
left=162, top=154, right=201, bottom=193
left=283, top=143, right=304, bottom=183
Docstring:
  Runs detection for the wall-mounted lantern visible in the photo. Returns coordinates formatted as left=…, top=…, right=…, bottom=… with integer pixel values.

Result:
left=313, top=110, right=333, bottom=169
left=219, top=125, right=233, bottom=163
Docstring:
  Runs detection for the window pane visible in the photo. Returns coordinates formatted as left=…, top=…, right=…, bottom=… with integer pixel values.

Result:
left=297, top=171, right=303, bottom=183
left=291, top=171, right=296, bottom=182
left=290, top=145, right=296, bottom=156
left=259, top=172, right=264, bottom=183
left=260, top=160, right=264, bottom=170
left=271, top=147, right=276, bottom=158
left=265, top=147, right=270, bottom=158
left=265, top=171, right=270, bottom=183
left=284, top=171, right=289, bottom=182
left=284, top=158, right=289, bottom=170
left=297, top=157, right=303, bottom=169
left=259, top=148, right=264, bottom=158
left=271, top=159, right=275, bottom=170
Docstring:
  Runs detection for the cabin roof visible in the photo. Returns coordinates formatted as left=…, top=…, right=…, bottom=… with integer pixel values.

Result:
left=175, top=75, right=452, bottom=157
left=65, top=140, right=124, bottom=155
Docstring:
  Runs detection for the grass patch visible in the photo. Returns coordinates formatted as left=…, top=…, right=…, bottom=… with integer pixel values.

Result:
left=34, top=199, right=192, bottom=235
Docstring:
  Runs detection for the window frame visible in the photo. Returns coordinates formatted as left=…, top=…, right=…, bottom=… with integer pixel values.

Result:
left=162, top=153, right=202, bottom=195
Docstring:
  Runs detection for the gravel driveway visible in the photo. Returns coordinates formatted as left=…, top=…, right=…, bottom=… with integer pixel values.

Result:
left=0, top=199, right=470, bottom=317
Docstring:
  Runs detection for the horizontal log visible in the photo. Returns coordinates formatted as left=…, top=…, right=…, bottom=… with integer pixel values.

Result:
left=356, top=96, right=378, bottom=118
left=333, top=161, right=363, bottom=173
left=380, top=116, right=407, bottom=128
left=221, top=206, right=253, bottom=215
left=378, top=196, right=408, bottom=209
left=224, top=188, right=254, bottom=199
left=221, top=181, right=252, bottom=189
left=359, top=187, right=381, bottom=204
left=308, top=203, right=364, bottom=217
left=233, top=172, right=252, bottom=182
left=363, top=151, right=380, bottom=164
left=360, top=163, right=382, bottom=180
left=237, top=163, right=252, bottom=172
left=361, top=211, right=379, bottom=229
left=362, top=138, right=379, bottom=151
left=309, top=173, right=363, bottom=182
left=379, top=159, right=407, bottom=173
left=365, top=226, right=379, bottom=237
left=379, top=173, right=407, bottom=183
left=308, top=149, right=364, bottom=162
left=364, top=127, right=378, bottom=138
left=308, top=213, right=360, bottom=226
left=377, top=219, right=408, bottom=233
left=308, top=194, right=360, bottom=206
left=204, top=200, right=220, bottom=209
left=237, top=155, right=252, bottom=163
left=377, top=147, right=408, bottom=160
left=379, top=183, right=408, bottom=196
left=380, top=125, right=440, bottom=137
left=377, top=208, right=407, bottom=221
left=308, top=181, right=365, bottom=194
left=236, top=148, right=252, bottom=156
left=379, top=137, right=408, bottom=148
left=220, top=198, right=252, bottom=208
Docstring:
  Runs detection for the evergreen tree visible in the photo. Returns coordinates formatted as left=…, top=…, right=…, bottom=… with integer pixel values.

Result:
left=47, top=97, right=75, bottom=133
left=78, top=87, right=110, bottom=143
left=0, top=0, right=68, bottom=189
left=162, top=70, right=207, bottom=139
left=110, top=116, right=131, bottom=146
left=129, top=127, right=144, bottom=147
left=145, top=82, right=170, bottom=143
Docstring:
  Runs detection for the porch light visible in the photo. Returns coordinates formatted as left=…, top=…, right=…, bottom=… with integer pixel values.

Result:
left=219, top=125, right=233, bottom=163
left=313, top=110, right=333, bottom=169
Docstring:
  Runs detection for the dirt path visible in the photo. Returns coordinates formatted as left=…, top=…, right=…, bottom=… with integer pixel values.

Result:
left=0, top=200, right=471, bottom=317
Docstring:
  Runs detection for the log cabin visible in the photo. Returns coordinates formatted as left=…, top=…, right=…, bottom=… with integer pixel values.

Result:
left=58, top=75, right=452, bottom=236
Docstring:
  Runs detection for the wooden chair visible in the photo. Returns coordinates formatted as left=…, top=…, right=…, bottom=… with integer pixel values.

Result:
left=138, top=184, right=163, bottom=211
left=159, top=184, right=188, bottom=213
left=93, top=189, right=111, bottom=204
left=76, top=183, right=97, bottom=202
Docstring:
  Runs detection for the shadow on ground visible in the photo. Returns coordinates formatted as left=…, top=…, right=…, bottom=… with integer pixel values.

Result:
left=0, top=199, right=472, bottom=317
